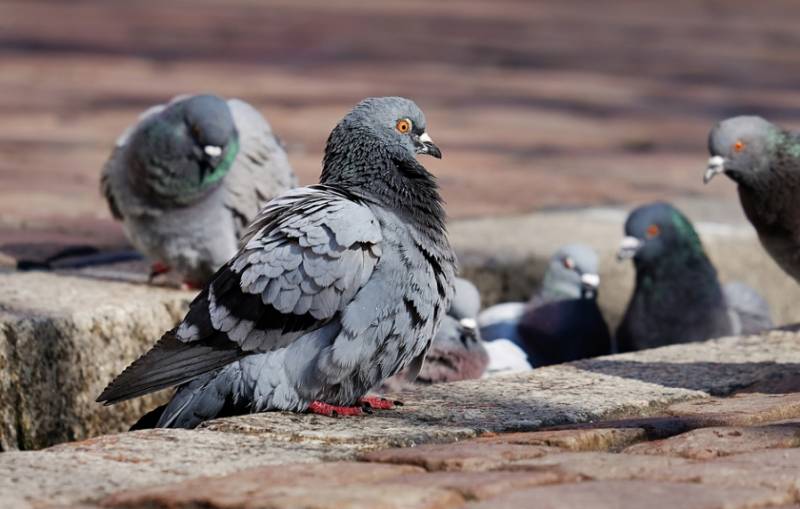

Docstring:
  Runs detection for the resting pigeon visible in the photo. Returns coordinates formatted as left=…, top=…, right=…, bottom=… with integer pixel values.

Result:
left=98, top=96, right=455, bottom=427
left=381, top=277, right=489, bottom=391
left=705, top=116, right=800, bottom=282
left=101, top=94, right=297, bottom=287
left=616, top=202, right=772, bottom=352
left=516, top=243, right=612, bottom=365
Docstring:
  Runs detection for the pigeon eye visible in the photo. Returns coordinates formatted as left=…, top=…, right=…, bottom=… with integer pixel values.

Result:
left=396, top=119, right=412, bottom=134
left=734, top=140, right=745, bottom=152
left=646, top=224, right=660, bottom=238
left=563, top=257, right=575, bottom=269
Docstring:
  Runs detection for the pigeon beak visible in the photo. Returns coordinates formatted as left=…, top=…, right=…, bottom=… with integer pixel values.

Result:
left=459, top=317, right=477, bottom=332
left=415, top=132, right=442, bottom=159
left=704, top=155, right=726, bottom=184
left=204, top=145, right=223, bottom=158
left=617, top=236, right=643, bottom=261
left=580, top=273, right=600, bottom=299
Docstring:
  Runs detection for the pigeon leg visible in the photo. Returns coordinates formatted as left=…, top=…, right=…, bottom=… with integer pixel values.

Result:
left=358, top=395, right=403, bottom=410
left=181, top=280, right=203, bottom=291
left=307, top=401, right=364, bottom=417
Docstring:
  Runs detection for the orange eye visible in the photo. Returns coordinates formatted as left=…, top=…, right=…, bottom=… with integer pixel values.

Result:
left=563, top=257, right=575, bottom=269
left=646, top=224, right=660, bottom=238
left=734, top=140, right=745, bottom=152
left=396, top=119, right=412, bottom=134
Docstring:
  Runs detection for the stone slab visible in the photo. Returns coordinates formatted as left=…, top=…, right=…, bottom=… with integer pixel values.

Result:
left=465, top=480, right=792, bottom=509
left=0, top=272, right=193, bottom=450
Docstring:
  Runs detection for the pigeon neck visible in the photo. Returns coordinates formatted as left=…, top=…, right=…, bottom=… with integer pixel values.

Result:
left=635, top=252, right=723, bottom=307
left=321, top=132, right=447, bottom=236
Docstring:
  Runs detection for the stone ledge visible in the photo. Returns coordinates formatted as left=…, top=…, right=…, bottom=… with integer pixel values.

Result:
left=2, top=330, right=800, bottom=507
left=0, top=272, right=193, bottom=450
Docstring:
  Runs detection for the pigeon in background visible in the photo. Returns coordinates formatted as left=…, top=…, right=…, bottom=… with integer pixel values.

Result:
left=381, top=277, right=489, bottom=391
left=705, top=116, right=800, bottom=283
left=99, top=96, right=455, bottom=427
left=101, top=94, right=297, bottom=287
left=616, top=202, right=772, bottom=352
left=516, top=243, right=612, bottom=366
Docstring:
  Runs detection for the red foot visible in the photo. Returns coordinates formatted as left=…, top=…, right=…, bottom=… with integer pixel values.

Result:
left=181, top=280, right=203, bottom=291
left=358, top=395, right=402, bottom=410
left=308, top=401, right=363, bottom=417
left=149, top=261, right=170, bottom=280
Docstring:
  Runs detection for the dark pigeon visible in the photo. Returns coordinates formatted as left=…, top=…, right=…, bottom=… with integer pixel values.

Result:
left=516, top=243, right=612, bottom=366
left=705, top=115, right=800, bottom=283
left=616, top=202, right=772, bottom=352
left=99, top=96, right=455, bottom=427
left=102, top=94, right=297, bottom=287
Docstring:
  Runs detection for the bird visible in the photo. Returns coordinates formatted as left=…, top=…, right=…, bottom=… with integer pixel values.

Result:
left=515, top=243, right=612, bottom=366
left=101, top=94, right=297, bottom=287
left=705, top=116, right=800, bottom=283
left=616, top=202, right=772, bottom=352
left=380, top=277, right=489, bottom=391
left=98, top=96, right=455, bottom=428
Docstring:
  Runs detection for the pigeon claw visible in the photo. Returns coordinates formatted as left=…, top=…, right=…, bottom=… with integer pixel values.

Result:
left=148, top=261, right=171, bottom=281
left=307, top=401, right=364, bottom=417
left=358, top=395, right=402, bottom=410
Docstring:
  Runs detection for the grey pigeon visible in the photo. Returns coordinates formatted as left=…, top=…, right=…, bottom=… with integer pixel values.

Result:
left=98, top=96, right=455, bottom=427
left=101, top=94, right=297, bottom=287
left=616, top=202, right=772, bottom=352
left=516, top=243, right=612, bottom=366
left=705, top=116, right=800, bottom=282
left=381, top=277, right=489, bottom=391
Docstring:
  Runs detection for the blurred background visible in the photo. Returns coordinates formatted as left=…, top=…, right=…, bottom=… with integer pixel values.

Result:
left=2, top=0, right=800, bottom=258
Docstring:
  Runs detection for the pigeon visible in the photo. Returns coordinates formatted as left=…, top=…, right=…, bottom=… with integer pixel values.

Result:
left=616, top=202, right=772, bottom=352
left=381, top=277, right=489, bottom=391
left=98, top=96, right=455, bottom=428
left=516, top=243, right=612, bottom=365
left=705, top=116, right=800, bottom=282
left=101, top=94, right=297, bottom=287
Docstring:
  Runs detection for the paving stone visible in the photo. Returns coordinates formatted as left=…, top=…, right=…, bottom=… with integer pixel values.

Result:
left=497, top=451, right=695, bottom=479
left=466, top=480, right=792, bottom=509
left=383, top=471, right=573, bottom=501
left=624, top=423, right=800, bottom=459
left=102, top=462, right=465, bottom=509
left=361, top=442, right=558, bottom=472
left=477, top=427, right=647, bottom=452
left=543, top=416, right=700, bottom=440
left=666, top=392, right=800, bottom=427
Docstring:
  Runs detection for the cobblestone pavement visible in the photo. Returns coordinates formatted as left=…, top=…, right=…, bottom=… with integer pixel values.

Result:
left=75, top=375, right=800, bottom=509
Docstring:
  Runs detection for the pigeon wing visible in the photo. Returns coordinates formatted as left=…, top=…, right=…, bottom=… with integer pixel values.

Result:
left=224, top=99, right=298, bottom=234
left=97, top=186, right=382, bottom=404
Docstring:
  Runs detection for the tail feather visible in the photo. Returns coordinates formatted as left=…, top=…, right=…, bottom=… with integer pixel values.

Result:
left=97, top=329, right=244, bottom=405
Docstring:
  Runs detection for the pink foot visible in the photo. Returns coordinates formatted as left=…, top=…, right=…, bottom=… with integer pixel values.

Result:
left=308, top=401, right=363, bottom=417
left=358, top=395, right=402, bottom=410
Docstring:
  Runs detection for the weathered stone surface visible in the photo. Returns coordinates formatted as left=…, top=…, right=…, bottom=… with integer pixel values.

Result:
left=498, top=451, right=695, bottom=479
left=383, top=471, right=571, bottom=501
left=624, top=423, right=800, bottom=459
left=361, top=442, right=557, bottom=472
left=101, top=462, right=461, bottom=509
left=466, top=480, right=792, bottom=509
left=0, top=272, right=193, bottom=451
left=665, top=393, right=800, bottom=427
left=477, top=428, right=647, bottom=452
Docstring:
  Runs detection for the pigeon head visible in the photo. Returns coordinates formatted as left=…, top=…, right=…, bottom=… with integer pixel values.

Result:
left=322, top=97, right=441, bottom=181
left=129, top=94, right=240, bottom=205
left=541, top=243, right=601, bottom=301
left=321, top=96, right=446, bottom=231
left=705, top=116, right=778, bottom=186
left=450, top=277, right=481, bottom=322
left=617, top=202, right=706, bottom=269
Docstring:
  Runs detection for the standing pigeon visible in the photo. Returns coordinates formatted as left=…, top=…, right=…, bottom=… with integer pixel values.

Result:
left=516, top=243, right=612, bottom=365
left=101, top=94, right=297, bottom=287
left=616, top=202, right=772, bottom=352
left=98, top=96, right=455, bottom=428
left=705, top=115, right=800, bottom=282
left=381, top=277, right=489, bottom=391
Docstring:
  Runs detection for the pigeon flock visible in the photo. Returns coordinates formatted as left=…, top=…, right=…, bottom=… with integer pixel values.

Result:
left=85, top=95, right=786, bottom=428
